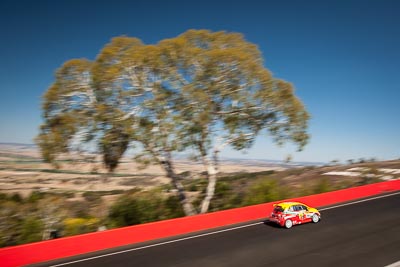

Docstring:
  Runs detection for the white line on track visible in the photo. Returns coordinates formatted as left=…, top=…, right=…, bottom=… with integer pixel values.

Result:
left=385, top=260, right=400, bottom=267
left=50, top=191, right=400, bottom=267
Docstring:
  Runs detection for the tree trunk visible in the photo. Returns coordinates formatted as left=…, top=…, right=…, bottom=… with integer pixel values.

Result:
left=200, top=136, right=245, bottom=213
left=160, top=154, right=197, bottom=216
left=200, top=154, right=218, bottom=213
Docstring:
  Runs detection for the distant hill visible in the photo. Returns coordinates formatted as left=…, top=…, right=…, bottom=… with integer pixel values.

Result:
left=218, top=157, right=326, bottom=167
left=0, top=142, right=37, bottom=148
left=0, top=142, right=325, bottom=167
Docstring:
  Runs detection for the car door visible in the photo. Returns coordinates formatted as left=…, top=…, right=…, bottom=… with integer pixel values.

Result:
left=289, top=205, right=301, bottom=223
left=300, top=204, right=313, bottom=222
left=295, top=205, right=307, bottom=223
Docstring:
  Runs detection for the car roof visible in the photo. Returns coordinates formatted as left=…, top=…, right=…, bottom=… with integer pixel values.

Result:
left=274, top=202, right=307, bottom=209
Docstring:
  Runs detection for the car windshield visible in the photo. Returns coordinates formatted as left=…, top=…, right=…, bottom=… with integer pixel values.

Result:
left=273, top=206, right=284, bottom=213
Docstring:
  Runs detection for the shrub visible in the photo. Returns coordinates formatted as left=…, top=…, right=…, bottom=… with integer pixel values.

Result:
left=164, top=195, right=185, bottom=218
left=63, top=217, right=99, bottom=236
left=243, top=179, right=281, bottom=205
left=312, top=178, right=332, bottom=194
left=214, top=182, right=231, bottom=198
left=0, top=193, right=8, bottom=201
left=17, top=217, right=44, bottom=244
left=27, top=191, right=45, bottom=203
left=10, top=193, right=23, bottom=203
left=107, top=191, right=185, bottom=228
left=108, top=196, right=143, bottom=227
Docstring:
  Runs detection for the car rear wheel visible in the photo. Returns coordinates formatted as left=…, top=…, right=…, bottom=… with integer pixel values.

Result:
left=312, top=214, right=320, bottom=223
left=284, top=219, right=293, bottom=229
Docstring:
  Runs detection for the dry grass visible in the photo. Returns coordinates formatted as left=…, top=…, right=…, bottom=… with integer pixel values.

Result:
left=0, top=144, right=284, bottom=197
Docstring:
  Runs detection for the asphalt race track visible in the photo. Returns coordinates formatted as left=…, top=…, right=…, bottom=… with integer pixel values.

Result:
left=35, top=193, right=400, bottom=267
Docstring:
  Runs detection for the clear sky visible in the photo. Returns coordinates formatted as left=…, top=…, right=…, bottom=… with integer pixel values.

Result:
left=0, top=0, right=399, bottom=163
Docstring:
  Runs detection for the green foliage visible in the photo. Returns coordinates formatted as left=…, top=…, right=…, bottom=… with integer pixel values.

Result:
left=10, top=193, right=23, bottom=203
left=188, top=183, right=198, bottom=192
left=107, top=191, right=184, bottom=228
left=219, top=170, right=275, bottom=181
left=312, top=178, right=332, bottom=194
left=0, top=193, right=7, bottom=201
left=183, top=178, right=207, bottom=193
left=108, top=196, right=142, bottom=227
left=0, top=200, right=21, bottom=247
left=17, top=217, right=44, bottom=244
left=214, top=182, right=231, bottom=198
left=63, top=217, right=99, bottom=236
left=164, top=195, right=185, bottom=218
left=187, top=171, right=279, bottom=211
left=243, top=179, right=282, bottom=205
left=27, top=191, right=45, bottom=203
left=100, top=125, right=131, bottom=172
left=208, top=181, right=239, bottom=211
left=334, top=180, right=355, bottom=190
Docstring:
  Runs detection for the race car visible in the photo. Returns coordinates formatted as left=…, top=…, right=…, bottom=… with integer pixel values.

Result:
left=268, top=201, right=321, bottom=229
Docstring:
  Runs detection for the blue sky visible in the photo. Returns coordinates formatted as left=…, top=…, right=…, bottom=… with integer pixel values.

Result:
left=0, top=0, right=399, bottom=163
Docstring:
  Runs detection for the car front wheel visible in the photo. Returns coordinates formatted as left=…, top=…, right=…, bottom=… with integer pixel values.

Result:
left=284, top=219, right=293, bottom=229
left=312, top=214, right=320, bottom=223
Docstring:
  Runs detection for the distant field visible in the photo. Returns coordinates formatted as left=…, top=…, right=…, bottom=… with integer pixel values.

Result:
left=0, top=144, right=286, bottom=197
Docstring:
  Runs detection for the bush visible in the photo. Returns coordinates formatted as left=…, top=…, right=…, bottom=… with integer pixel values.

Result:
left=0, top=193, right=8, bottom=201
left=63, top=217, right=99, bottom=236
left=10, top=193, right=23, bottom=203
left=188, top=184, right=198, bottom=192
left=17, top=217, right=44, bottom=244
left=108, top=196, right=143, bottom=227
left=312, top=178, right=332, bottom=194
left=183, top=178, right=207, bottom=193
left=164, top=195, right=185, bottom=218
left=107, top=191, right=185, bottom=228
left=27, top=191, right=45, bottom=203
left=243, top=179, right=281, bottom=205
left=215, top=182, right=231, bottom=198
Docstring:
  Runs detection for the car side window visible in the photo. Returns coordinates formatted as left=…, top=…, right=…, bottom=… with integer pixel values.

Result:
left=301, top=205, right=308, bottom=211
left=293, top=205, right=300, bottom=212
left=288, top=206, right=294, bottom=212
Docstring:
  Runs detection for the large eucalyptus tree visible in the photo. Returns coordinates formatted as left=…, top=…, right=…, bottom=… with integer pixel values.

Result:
left=37, top=30, right=309, bottom=216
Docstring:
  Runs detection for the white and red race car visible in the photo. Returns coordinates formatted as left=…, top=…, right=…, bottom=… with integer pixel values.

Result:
left=268, top=201, right=321, bottom=229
